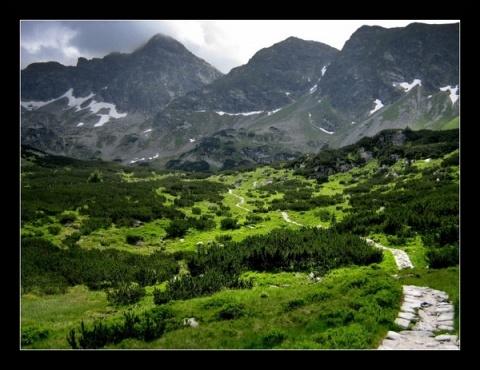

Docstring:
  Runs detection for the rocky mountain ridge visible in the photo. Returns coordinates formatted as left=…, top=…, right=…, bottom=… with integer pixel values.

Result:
left=21, top=22, right=459, bottom=171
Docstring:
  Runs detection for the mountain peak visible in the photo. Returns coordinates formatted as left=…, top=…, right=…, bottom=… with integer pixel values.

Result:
left=134, top=33, right=186, bottom=55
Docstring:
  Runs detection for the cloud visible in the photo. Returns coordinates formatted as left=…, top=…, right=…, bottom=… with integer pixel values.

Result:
left=21, top=21, right=82, bottom=67
left=20, top=20, right=459, bottom=74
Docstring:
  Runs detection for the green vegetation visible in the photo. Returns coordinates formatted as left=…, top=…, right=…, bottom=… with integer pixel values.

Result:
left=20, top=128, right=459, bottom=349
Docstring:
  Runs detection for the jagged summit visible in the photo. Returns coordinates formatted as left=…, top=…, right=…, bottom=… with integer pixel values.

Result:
left=133, top=33, right=188, bottom=55
left=21, top=22, right=459, bottom=172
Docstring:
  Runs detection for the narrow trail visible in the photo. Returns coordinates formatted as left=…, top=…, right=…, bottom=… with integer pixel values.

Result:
left=228, top=188, right=250, bottom=212
left=364, top=239, right=459, bottom=350
left=364, top=238, right=413, bottom=270
left=281, top=211, right=303, bottom=226
left=228, top=189, right=459, bottom=350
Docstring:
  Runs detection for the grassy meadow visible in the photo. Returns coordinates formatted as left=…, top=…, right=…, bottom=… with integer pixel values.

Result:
left=20, top=129, right=460, bottom=350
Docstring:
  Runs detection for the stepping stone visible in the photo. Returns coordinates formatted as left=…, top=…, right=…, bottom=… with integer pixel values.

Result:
left=398, top=312, right=417, bottom=320
left=437, top=312, right=455, bottom=321
left=395, top=317, right=411, bottom=329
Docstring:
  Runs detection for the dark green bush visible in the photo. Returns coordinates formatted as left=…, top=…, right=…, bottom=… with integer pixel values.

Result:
left=59, top=213, right=77, bottom=224
left=165, top=219, right=189, bottom=238
left=22, top=327, right=50, bottom=346
left=126, top=234, right=144, bottom=245
left=426, top=245, right=459, bottom=269
left=106, top=282, right=146, bottom=305
left=220, top=218, right=239, bottom=230
left=261, top=329, right=288, bottom=348
left=217, top=303, right=245, bottom=320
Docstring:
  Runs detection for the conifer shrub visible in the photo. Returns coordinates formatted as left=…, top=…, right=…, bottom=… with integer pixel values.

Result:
left=216, top=303, right=245, bottom=320
left=426, top=244, right=459, bottom=269
left=283, top=298, right=306, bottom=312
left=126, top=234, right=144, bottom=245
left=59, top=212, right=77, bottom=224
left=21, top=327, right=50, bottom=346
left=261, top=329, right=288, bottom=348
left=106, top=282, right=146, bottom=305
left=220, top=217, right=239, bottom=230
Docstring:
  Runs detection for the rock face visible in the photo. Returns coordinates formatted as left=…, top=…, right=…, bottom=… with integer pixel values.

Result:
left=317, top=23, right=460, bottom=123
left=164, top=36, right=339, bottom=113
left=21, top=33, right=223, bottom=115
left=20, top=23, right=459, bottom=170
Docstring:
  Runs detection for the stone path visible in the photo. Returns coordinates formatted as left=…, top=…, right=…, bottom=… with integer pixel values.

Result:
left=228, top=189, right=459, bottom=350
left=378, top=285, right=459, bottom=350
left=369, top=241, right=460, bottom=350
left=364, top=238, right=413, bottom=269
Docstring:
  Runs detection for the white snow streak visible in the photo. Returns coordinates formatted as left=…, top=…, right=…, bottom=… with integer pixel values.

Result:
left=20, top=88, right=127, bottom=127
left=215, top=107, right=282, bottom=116
left=268, top=108, right=281, bottom=115
left=215, top=110, right=263, bottom=116
left=320, top=127, right=334, bottom=135
left=321, top=65, right=327, bottom=76
left=440, top=85, right=459, bottom=105
left=309, top=85, right=317, bottom=93
left=369, top=99, right=384, bottom=116
left=395, top=79, right=422, bottom=92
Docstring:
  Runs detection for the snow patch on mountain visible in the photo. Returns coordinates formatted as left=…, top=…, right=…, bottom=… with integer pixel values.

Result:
left=369, top=99, right=384, bottom=116
left=215, top=110, right=264, bottom=116
left=394, top=79, right=422, bottom=92
left=320, top=127, right=334, bottom=134
left=268, top=108, right=281, bottom=115
left=215, top=108, right=283, bottom=117
left=130, top=153, right=159, bottom=164
left=440, top=85, right=459, bottom=105
left=21, top=88, right=127, bottom=127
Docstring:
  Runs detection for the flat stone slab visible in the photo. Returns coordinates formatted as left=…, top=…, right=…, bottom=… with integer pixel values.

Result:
left=438, top=324, right=455, bottom=331
left=398, top=312, right=417, bottom=320
left=386, top=331, right=404, bottom=340
left=378, top=285, right=459, bottom=350
left=437, top=312, right=455, bottom=321
left=395, top=318, right=411, bottom=329
left=435, top=334, right=458, bottom=342
left=399, top=330, right=435, bottom=338
left=435, top=306, right=454, bottom=313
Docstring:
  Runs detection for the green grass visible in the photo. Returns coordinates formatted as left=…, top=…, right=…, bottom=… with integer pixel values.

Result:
left=20, top=137, right=460, bottom=349
left=97, top=266, right=402, bottom=349
left=21, top=285, right=110, bottom=349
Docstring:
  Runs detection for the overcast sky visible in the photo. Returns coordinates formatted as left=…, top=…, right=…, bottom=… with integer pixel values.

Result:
left=20, top=20, right=459, bottom=74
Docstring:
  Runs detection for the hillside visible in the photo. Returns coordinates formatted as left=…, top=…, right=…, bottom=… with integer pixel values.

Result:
left=20, top=23, right=459, bottom=172
left=20, top=128, right=459, bottom=349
